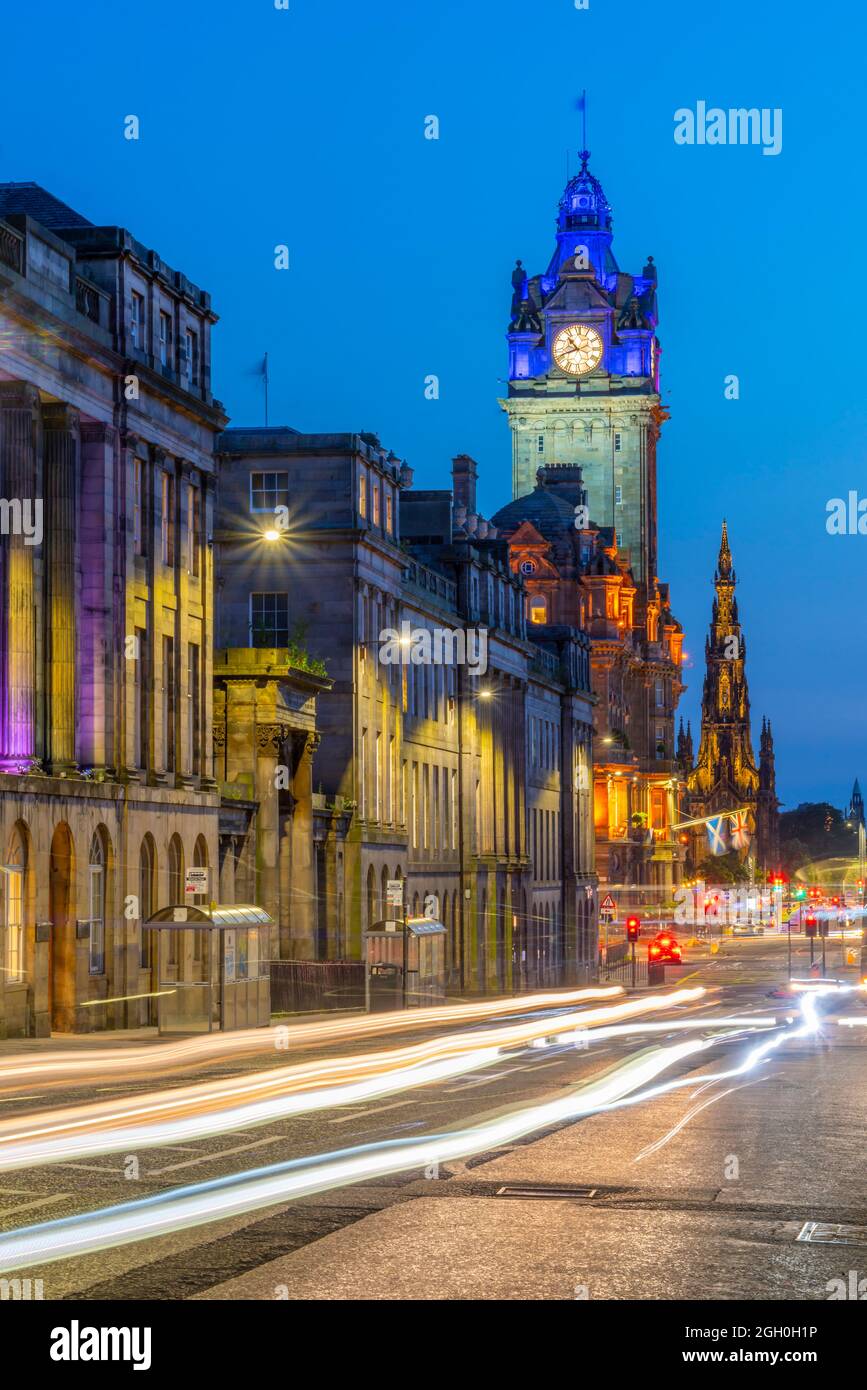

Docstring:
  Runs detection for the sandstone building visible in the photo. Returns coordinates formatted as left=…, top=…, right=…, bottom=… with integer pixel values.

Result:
left=0, top=183, right=225, bottom=1034
left=215, top=435, right=597, bottom=990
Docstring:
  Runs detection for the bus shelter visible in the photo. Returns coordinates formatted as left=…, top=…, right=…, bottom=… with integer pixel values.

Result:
left=364, top=916, right=447, bottom=1011
left=143, top=904, right=272, bottom=1034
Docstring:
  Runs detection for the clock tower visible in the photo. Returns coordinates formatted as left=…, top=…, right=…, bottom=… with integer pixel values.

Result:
left=500, top=150, right=662, bottom=583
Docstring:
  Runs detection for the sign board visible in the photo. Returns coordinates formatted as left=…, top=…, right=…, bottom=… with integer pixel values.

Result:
left=224, top=930, right=235, bottom=981
left=385, top=879, right=404, bottom=909
left=600, top=893, right=617, bottom=914
left=185, top=867, right=209, bottom=897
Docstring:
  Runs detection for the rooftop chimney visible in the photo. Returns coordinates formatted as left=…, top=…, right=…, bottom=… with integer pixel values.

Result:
left=452, top=454, right=478, bottom=516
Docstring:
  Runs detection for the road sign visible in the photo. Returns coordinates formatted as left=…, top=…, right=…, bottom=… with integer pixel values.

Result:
left=185, top=867, right=209, bottom=897
left=386, top=879, right=404, bottom=909
left=600, top=893, right=617, bottom=914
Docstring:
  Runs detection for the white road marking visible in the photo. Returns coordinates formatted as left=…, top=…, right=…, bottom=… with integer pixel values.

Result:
left=0, top=1192, right=70, bottom=1218
left=148, top=1136, right=289, bottom=1175
left=328, top=1099, right=415, bottom=1125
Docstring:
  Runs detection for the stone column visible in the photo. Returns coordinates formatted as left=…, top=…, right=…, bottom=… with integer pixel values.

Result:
left=287, top=732, right=317, bottom=958
left=42, top=403, right=79, bottom=773
left=0, top=383, right=39, bottom=768
left=79, top=422, right=116, bottom=774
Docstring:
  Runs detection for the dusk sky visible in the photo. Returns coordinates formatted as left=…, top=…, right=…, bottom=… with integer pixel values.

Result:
left=2, top=0, right=863, bottom=811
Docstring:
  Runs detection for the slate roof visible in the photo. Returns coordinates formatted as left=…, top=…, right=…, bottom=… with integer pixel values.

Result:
left=0, top=182, right=93, bottom=231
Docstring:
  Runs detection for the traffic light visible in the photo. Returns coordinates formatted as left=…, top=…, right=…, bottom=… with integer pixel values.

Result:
left=626, top=915, right=641, bottom=942
left=794, top=887, right=807, bottom=901
left=819, top=920, right=831, bottom=938
left=805, top=914, right=818, bottom=938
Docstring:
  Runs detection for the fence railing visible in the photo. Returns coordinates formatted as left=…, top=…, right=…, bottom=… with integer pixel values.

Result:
left=269, top=958, right=365, bottom=1014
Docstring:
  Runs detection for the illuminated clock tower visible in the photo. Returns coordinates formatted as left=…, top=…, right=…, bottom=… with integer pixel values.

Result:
left=499, top=150, right=661, bottom=583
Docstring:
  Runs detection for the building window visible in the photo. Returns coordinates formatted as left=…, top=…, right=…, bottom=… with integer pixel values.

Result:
left=139, top=837, right=155, bottom=969
left=360, top=729, right=368, bottom=819
left=134, top=625, right=149, bottom=770
left=529, top=595, right=547, bottom=625
left=159, top=310, right=172, bottom=368
left=614, top=431, right=622, bottom=453
left=451, top=770, right=458, bottom=850
left=387, top=736, right=395, bottom=823
left=251, top=592, right=289, bottom=647
left=372, top=483, right=380, bottom=527
left=184, top=327, right=199, bottom=386
left=162, top=636, right=175, bottom=773
left=88, top=833, right=106, bottom=976
left=250, top=472, right=289, bottom=513
left=615, top=484, right=623, bottom=506
left=385, top=489, right=394, bottom=534
left=187, top=642, right=200, bottom=776
left=537, top=434, right=545, bottom=454
left=133, top=457, right=145, bottom=556
left=187, top=481, right=202, bottom=576
left=161, top=471, right=175, bottom=566
left=192, top=836, right=209, bottom=913
left=167, top=836, right=183, bottom=965
left=358, top=471, right=367, bottom=519
left=412, top=763, right=419, bottom=848
left=130, top=291, right=145, bottom=350
left=3, top=831, right=25, bottom=985
left=615, top=531, right=623, bottom=548
left=374, top=732, right=381, bottom=822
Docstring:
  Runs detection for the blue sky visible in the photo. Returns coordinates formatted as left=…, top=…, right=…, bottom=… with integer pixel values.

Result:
left=2, top=0, right=863, bottom=810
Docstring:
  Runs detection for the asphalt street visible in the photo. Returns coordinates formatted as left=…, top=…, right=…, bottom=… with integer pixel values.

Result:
left=0, top=933, right=863, bottom=1301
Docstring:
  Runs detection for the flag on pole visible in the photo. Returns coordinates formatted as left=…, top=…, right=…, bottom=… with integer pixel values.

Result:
left=729, top=810, right=752, bottom=852
left=706, top=815, right=728, bottom=855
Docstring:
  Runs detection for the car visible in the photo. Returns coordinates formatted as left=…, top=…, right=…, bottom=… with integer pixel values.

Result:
left=732, top=922, right=765, bottom=936
left=648, top=931, right=682, bottom=963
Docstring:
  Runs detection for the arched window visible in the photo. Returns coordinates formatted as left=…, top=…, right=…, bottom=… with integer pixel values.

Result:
left=139, top=836, right=156, bottom=968
left=381, top=864, right=390, bottom=911
left=528, top=595, right=547, bottom=625
left=192, top=836, right=209, bottom=961
left=88, top=831, right=106, bottom=976
left=367, top=865, right=377, bottom=929
left=167, top=836, right=184, bottom=965
left=3, top=826, right=26, bottom=984
left=193, top=835, right=209, bottom=905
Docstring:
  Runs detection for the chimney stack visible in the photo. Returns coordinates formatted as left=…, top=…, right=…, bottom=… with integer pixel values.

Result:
left=452, top=454, right=478, bottom=516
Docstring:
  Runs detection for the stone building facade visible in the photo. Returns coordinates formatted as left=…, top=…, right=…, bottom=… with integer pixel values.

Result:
left=215, top=434, right=598, bottom=990
left=0, top=183, right=225, bottom=1035
left=493, top=465, right=685, bottom=891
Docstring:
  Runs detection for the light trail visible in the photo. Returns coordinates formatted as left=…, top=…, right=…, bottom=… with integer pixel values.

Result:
left=0, top=989, right=844, bottom=1271
left=0, top=986, right=625, bottom=1090
left=0, top=1033, right=723, bottom=1272
left=0, top=990, right=708, bottom=1171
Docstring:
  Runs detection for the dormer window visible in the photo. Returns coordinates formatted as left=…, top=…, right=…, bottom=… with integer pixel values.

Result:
left=529, top=595, right=547, bottom=625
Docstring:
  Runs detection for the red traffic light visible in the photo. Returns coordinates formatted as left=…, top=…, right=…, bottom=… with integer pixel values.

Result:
left=626, top=915, right=641, bottom=942
left=805, top=914, right=818, bottom=937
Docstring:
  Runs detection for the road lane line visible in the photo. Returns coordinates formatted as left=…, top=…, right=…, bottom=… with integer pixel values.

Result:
left=328, top=1099, right=415, bottom=1125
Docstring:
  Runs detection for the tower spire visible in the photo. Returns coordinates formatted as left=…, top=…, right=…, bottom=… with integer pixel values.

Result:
left=717, top=518, right=733, bottom=579
left=576, top=90, right=587, bottom=159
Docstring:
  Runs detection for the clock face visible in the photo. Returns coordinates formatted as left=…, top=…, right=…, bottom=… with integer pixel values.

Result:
left=552, top=323, right=603, bottom=376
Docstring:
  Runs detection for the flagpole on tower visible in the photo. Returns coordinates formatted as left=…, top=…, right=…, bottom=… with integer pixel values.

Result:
left=263, top=352, right=269, bottom=426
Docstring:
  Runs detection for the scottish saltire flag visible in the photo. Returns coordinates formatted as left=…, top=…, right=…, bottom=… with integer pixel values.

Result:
left=729, top=810, right=752, bottom=852
left=706, top=816, right=728, bottom=855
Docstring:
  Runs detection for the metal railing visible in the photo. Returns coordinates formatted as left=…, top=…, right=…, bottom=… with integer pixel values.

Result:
left=0, top=222, right=23, bottom=275
left=269, top=958, right=365, bottom=1014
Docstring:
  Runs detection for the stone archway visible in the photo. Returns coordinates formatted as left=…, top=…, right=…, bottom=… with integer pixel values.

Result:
left=49, top=822, right=76, bottom=1032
